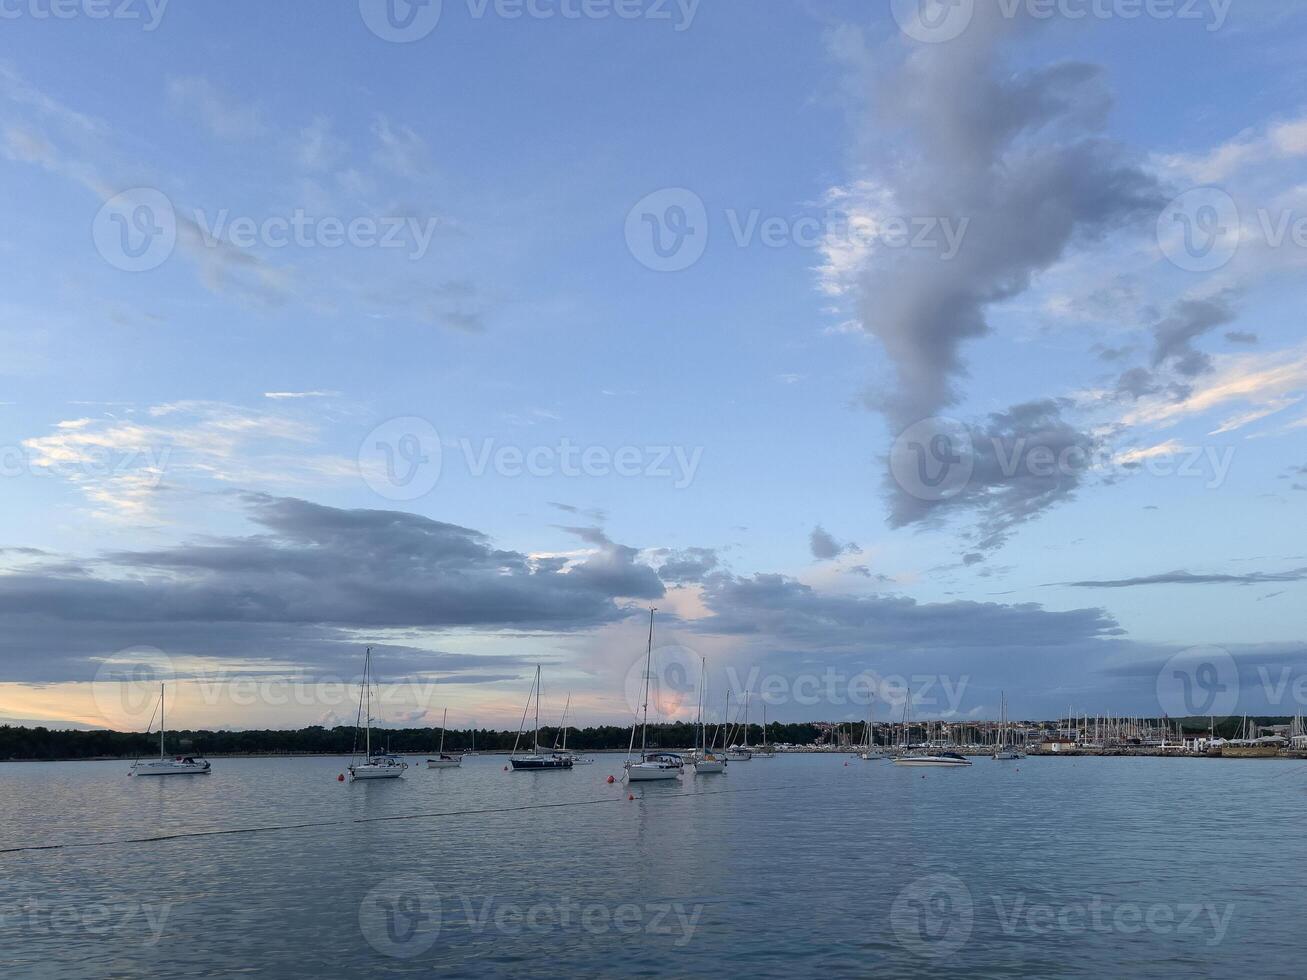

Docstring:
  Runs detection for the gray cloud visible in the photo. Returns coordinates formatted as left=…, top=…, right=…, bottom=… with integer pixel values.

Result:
left=655, top=547, right=719, bottom=585
left=854, top=11, right=1161, bottom=430
left=809, top=525, right=857, bottom=560
left=697, top=573, right=1121, bottom=650
left=1065, top=567, right=1307, bottom=588
left=1149, top=293, right=1239, bottom=378
left=888, top=399, right=1100, bottom=553
left=0, top=495, right=665, bottom=681
left=1224, top=330, right=1258, bottom=345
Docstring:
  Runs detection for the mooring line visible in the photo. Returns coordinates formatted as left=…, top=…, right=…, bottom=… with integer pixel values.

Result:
left=0, top=783, right=803, bottom=856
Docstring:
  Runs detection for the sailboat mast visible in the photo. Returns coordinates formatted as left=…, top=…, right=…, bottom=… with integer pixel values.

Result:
left=698, top=657, right=706, bottom=753
left=439, top=707, right=447, bottom=754
left=159, top=683, right=165, bottom=760
left=534, top=665, right=541, bottom=753
left=640, top=607, right=655, bottom=755
left=365, top=647, right=372, bottom=757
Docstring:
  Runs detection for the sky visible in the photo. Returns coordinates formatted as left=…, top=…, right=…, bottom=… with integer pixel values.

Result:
left=1, top=0, right=1305, bottom=734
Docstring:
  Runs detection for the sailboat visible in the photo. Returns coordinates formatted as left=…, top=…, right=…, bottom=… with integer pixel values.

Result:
left=754, top=702, right=775, bottom=758
left=725, top=691, right=752, bottom=761
left=553, top=695, right=595, bottom=765
left=691, top=657, right=725, bottom=774
left=859, top=702, right=883, bottom=760
left=624, top=608, right=682, bottom=781
left=348, top=647, right=408, bottom=781
left=992, top=692, right=1023, bottom=760
left=129, top=684, right=211, bottom=776
left=426, top=707, right=462, bottom=768
left=510, top=665, right=574, bottom=770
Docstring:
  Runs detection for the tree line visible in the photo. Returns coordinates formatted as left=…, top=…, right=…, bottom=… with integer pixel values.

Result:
left=0, top=721, right=829, bottom=761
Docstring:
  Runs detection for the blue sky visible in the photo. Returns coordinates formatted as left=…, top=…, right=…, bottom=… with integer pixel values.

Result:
left=1, top=0, right=1305, bottom=731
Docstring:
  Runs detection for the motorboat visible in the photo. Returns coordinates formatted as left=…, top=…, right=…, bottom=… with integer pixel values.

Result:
left=893, top=751, right=973, bottom=767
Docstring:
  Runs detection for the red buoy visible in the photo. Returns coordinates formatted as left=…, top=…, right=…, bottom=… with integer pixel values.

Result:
left=606, top=775, right=615, bottom=784
left=337, top=773, right=345, bottom=781
left=503, top=765, right=509, bottom=771
left=627, top=793, right=634, bottom=801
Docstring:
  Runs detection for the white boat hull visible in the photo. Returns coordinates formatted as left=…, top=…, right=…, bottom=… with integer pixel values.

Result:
left=349, top=759, right=408, bottom=780
left=130, top=759, right=210, bottom=776
left=425, top=756, right=462, bottom=769
left=692, top=759, right=725, bottom=773
left=625, top=762, right=681, bottom=781
left=893, top=755, right=973, bottom=767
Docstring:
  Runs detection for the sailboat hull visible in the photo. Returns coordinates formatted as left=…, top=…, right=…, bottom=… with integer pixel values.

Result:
left=510, top=756, right=573, bottom=770
left=130, top=760, right=210, bottom=775
left=692, top=759, right=725, bottom=773
left=349, top=766, right=406, bottom=780
left=425, top=756, right=462, bottom=769
left=626, top=763, right=680, bottom=781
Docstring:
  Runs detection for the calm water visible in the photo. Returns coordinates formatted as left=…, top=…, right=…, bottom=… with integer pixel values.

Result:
left=1, top=753, right=1303, bottom=978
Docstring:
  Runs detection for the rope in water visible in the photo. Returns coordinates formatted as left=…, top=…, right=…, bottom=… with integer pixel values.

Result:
left=0, top=782, right=802, bottom=856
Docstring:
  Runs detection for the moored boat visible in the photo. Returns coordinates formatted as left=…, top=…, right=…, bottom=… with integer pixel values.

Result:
left=130, top=685, right=211, bottom=776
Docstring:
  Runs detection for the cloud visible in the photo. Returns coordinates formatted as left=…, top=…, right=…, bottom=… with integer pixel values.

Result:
left=888, top=399, right=1100, bottom=553
left=296, top=114, right=346, bottom=171
left=835, top=10, right=1160, bottom=430
left=20, top=402, right=353, bottom=519
left=167, top=77, right=264, bottom=141
left=263, top=391, right=341, bottom=400
left=1065, top=568, right=1307, bottom=588
left=809, top=525, right=857, bottom=560
left=655, top=547, right=719, bottom=584
left=0, top=495, right=666, bottom=682
left=372, top=116, right=432, bottom=179
left=697, top=573, right=1121, bottom=649
left=1224, top=331, right=1258, bottom=345
left=1149, top=293, right=1239, bottom=379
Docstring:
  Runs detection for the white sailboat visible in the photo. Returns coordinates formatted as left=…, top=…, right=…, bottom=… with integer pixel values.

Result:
left=625, top=608, right=682, bottom=781
left=754, top=702, right=775, bottom=758
left=510, top=665, right=574, bottom=770
left=348, top=647, right=408, bottom=781
left=992, top=692, right=1023, bottom=760
left=425, top=707, right=462, bottom=768
left=553, top=694, right=595, bottom=765
left=691, top=657, right=725, bottom=774
left=859, top=702, right=883, bottom=760
left=129, top=684, right=211, bottom=776
left=725, top=690, right=752, bottom=761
